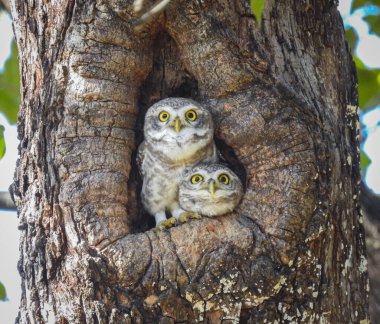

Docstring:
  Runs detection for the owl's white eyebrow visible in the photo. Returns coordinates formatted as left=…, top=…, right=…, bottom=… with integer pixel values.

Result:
left=182, top=105, right=199, bottom=109
left=216, top=172, right=230, bottom=177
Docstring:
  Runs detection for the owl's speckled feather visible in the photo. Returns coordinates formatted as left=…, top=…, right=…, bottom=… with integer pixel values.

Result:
left=138, top=98, right=218, bottom=226
left=179, top=163, right=243, bottom=217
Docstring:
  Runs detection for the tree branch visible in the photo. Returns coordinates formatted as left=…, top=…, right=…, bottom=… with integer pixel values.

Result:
left=0, top=191, right=16, bottom=211
left=0, top=0, right=11, bottom=14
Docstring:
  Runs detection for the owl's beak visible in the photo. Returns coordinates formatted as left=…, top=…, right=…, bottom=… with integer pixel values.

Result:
left=209, top=180, right=216, bottom=195
left=172, top=117, right=182, bottom=133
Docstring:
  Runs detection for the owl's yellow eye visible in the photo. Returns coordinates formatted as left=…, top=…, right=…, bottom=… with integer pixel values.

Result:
left=218, top=174, right=229, bottom=185
left=191, top=174, right=203, bottom=184
left=185, top=109, right=197, bottom=121
left=159, top=111, right=170, bottom=122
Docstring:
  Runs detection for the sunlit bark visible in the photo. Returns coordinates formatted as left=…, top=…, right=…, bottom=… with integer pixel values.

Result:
left=11, top=0, right=369, bottom=322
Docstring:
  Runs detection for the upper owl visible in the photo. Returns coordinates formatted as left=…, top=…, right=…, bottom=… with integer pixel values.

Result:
left=143, top=98, right=215, bottom=164
left=138, top=98, right=218, bottom=229
left=179, top=163, right=243, bottom=217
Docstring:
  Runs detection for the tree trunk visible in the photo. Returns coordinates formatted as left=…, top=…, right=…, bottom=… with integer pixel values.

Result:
left=362, top=183, right=380, bottom=321
left=11, top=0, right=369, bottom=322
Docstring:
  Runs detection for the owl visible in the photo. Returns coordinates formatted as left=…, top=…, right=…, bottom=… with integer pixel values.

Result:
left=179, top=163, right=243, bottom=217
left=138, top=98, right=218, bottom=229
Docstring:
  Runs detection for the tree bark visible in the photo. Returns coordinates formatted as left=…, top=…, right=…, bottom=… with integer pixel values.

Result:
left=11, top=0, right=369, bottom=323
left=361, top=183, right=380, bottom=321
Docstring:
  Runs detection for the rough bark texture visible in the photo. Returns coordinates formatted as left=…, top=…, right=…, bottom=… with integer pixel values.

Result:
left=362, top=184, right=380, bottom=321
left=11, top=0, right=369, bottom=323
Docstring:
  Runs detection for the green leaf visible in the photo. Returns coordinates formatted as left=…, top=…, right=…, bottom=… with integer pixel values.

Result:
left=251, top=0, right=265, bottom=28
left=0, top=282, right=7, bottom=301
left=354, top=56, right=380, bottom=110
left=365, top=11, right=380, bottom=37
left=345, top=28, right=358, bottom=52
left=352, top=0, right=376, bottom=11
left=360, top=151, right=372, bottom=170
left=0, top=125, right=5, bottom=160
left=0, top=40, right=20, bottom=125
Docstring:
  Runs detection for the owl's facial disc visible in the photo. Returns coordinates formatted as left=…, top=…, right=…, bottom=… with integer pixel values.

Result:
left=155, top=106, right=209, bottom=141
left=188, top=170, right=235, bottom=197
left=164, top=108, right=199, bottom=133
left=179, top=163, right=243, bottom=217
left=144, top=100, right=214, bottom=162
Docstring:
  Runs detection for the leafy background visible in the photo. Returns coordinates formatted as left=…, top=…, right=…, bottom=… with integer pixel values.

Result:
left=0, top=41, right=18, bottom=160
left=0, top=0, right=380, bottom=322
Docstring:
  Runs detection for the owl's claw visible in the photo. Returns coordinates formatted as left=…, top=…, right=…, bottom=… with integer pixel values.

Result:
left=154, top=217, right=176, bottom=231
left=178, top=212, right=201, bottom=223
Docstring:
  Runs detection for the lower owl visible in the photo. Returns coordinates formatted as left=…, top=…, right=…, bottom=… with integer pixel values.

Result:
left=179, top=163, right=243, bottom=218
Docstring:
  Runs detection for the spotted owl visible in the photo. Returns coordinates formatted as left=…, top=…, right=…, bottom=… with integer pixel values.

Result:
left=179, top=163, right=243, bottom=217
left=138, top=98, right=218, bottom=228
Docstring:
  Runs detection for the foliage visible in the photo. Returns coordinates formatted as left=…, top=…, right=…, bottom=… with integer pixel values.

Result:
left=0, top=281, right=7, bottom=301
left=345, top=2, right=380, bottom=111
left=250, top=0, right=265, bottom=28
left=353, top=0, right=379, bottom=11
left=0, top=40, right=20, bottom=160
left=0, top=41, right=19, bottom=124
left=0, top=125, right=5, bottom=159
left=343, top=1, right=380, bottom=175
left=361, top=150, right=372, bottom=170
left=365, top=13, right=380, bottom=36
left=354, top=56, right=380, bottom=110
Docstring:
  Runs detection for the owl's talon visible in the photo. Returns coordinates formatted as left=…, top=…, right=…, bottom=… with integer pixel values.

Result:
left=153, top=226, right=163, bottom=233
left=178, top=212, right=201, bottom=223
left=155, top=217, right=176, bottom=231
left=167, top=217, right=176, bottom=226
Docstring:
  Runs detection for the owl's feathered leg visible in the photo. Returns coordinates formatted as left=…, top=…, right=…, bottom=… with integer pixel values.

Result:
left=154, top=211, right=167, bottom=224
left=154, top=211, right=175, bottom=230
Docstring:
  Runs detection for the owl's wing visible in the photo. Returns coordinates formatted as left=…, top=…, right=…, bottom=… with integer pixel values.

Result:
left=137, top=141, right=146, bottom=177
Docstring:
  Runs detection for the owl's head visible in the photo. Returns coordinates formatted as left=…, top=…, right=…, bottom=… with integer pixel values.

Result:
left=179, top=163, right=243, bottom=217
left=143, top=98, right=214, bottom=158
